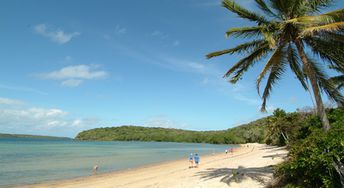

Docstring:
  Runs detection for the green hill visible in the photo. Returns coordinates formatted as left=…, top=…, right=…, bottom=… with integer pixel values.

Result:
left=75, top=116, right=270, bottom=144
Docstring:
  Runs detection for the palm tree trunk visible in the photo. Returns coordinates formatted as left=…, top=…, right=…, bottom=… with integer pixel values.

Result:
left=280, top=131, right=289, bottom=144
left=306, top=80, right=317, bottom=114
left=295, top=40, right=330, bottom=131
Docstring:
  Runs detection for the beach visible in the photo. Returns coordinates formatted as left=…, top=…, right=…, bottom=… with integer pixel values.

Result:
left=23, top=143, right=287, bottom=188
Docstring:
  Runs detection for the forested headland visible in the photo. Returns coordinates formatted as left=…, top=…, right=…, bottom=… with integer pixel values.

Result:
left=76, top=108, right=343, bottom=146
left=75, top=116, right=268, bottom=144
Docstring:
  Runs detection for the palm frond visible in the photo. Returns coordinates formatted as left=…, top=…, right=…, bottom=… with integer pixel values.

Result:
left=206, top=0, right=343, bottom=112
left=306, top=55, right=344, bottom=104
left=301, top=22, right=344, bottom=36
left=288, top=0, right=312, bottom=18
left=256, top=45, right=286, bottom=96
left=287, top=43, right=309, bottom=90
left=306, top=0, right=334, bottom=13
left=260, top=56, right=287, bottom=112
left=304, top=36, right=344, bottom=70
left=328, top=75, right=344, bottom=90
left=224, top=44, right=271, bottom=83
left=269, top=0, right=297, bottom=19
left=287, top=8, right=344, bottom=24
left=255, top=0, right=277, bottom=17
left=329, top=64, right=344, bottom=73
left=317, top=31, right=344, bottom=42
left=222, top=0, right=269, bottom=24
left=206, top=40, right=267, bottom=59
left=226, top=26, right=262, bottom=38
left=328, top=64, right=344, bottom=90
left=262, top=30, right=276, bottom=48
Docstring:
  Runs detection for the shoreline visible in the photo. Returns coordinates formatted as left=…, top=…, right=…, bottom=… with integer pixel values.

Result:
left=16, top=149, right=232, bottom=187
left=17, top=143, right=287, bottom=188
left=11, top=144, right=239, bottom=188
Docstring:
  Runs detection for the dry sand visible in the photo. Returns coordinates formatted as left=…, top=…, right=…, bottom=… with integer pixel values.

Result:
left=22, top=143, right=287, bottom=188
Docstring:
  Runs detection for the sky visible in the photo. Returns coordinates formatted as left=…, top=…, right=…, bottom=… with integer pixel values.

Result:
left=1, top=0, right=343, bottom=137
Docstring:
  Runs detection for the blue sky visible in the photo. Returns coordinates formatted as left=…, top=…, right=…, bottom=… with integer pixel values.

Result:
left=1, top=0, right=343, bottom=137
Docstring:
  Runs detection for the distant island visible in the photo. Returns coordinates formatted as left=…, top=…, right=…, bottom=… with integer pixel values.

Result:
left=75, top=117, right=269, bottom=144
left=0, top=133, right=72, bottom=140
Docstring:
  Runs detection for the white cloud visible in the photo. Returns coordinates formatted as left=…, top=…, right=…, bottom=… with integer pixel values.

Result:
left=0, top=97, right=24, bottom=106
left=34, top=24, right=80, bottom=44
left=40, top=65, right=108, bottom=80
left=61, top=79, right=83, bottom=87
left=2, top=107, right=91, bottom=130
left=37, top=65, right=108, bottom=87
left=47, top=120, right=66, bottom=127
left=25, top=108, right=67, bottom=119
left=72, top=119, right=82, bottom=127
left=0, top=107, right=68, bottom=127
left=115, top=25, right=127, bottom=35
left=0, top=98, right=101, bottom=137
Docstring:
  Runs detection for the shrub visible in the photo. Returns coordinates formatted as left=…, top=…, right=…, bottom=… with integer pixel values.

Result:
left=274, top=109, right=344, bottom=188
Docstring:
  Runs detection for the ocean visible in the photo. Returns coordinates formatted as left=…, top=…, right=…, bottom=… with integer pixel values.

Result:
left=0, top=138, right=237, bottom=187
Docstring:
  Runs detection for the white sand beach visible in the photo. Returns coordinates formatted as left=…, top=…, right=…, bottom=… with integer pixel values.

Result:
left=23, top=143, right=287, bottom=188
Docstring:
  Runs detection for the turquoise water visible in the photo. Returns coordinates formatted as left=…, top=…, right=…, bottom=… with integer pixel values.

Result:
left=0, top=138, right=237, bottom=187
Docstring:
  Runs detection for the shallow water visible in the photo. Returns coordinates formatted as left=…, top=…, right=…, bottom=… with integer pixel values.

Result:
left=0, top=138, right=237, bottom=187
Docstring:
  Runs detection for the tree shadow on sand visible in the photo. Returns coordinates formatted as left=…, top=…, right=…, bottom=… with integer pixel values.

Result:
left=196, top=166, right=274, bottom=186
left=259, top=146, right=280, bottom=150
left=263, top=153, right=287, bottom=159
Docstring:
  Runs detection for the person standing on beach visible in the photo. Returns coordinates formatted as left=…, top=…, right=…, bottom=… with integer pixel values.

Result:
left=189, top=153, right=194, bottom=168
left=194, top=154, right=200, bottom=168
left=225, top=149, right=228, bottom=154
left=93, top=165, right=98, bottom=175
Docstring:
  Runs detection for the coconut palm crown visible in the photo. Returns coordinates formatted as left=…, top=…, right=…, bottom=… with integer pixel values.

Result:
left=207, top=0, right=344, bottom=131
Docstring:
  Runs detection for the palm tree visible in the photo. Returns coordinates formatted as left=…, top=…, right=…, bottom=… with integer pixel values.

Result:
left=265, top=108, right=290, bottom=145
left=207, top=0, right=344, bottom=131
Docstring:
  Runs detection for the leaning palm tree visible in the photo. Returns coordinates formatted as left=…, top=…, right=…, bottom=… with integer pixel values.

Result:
left=207, top=0, right=344, bottom=131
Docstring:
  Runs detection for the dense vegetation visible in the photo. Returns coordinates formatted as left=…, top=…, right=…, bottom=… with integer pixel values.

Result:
left=76, top=118, right=268, bottom=144
left=270, top=108, right=344, bottom=188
